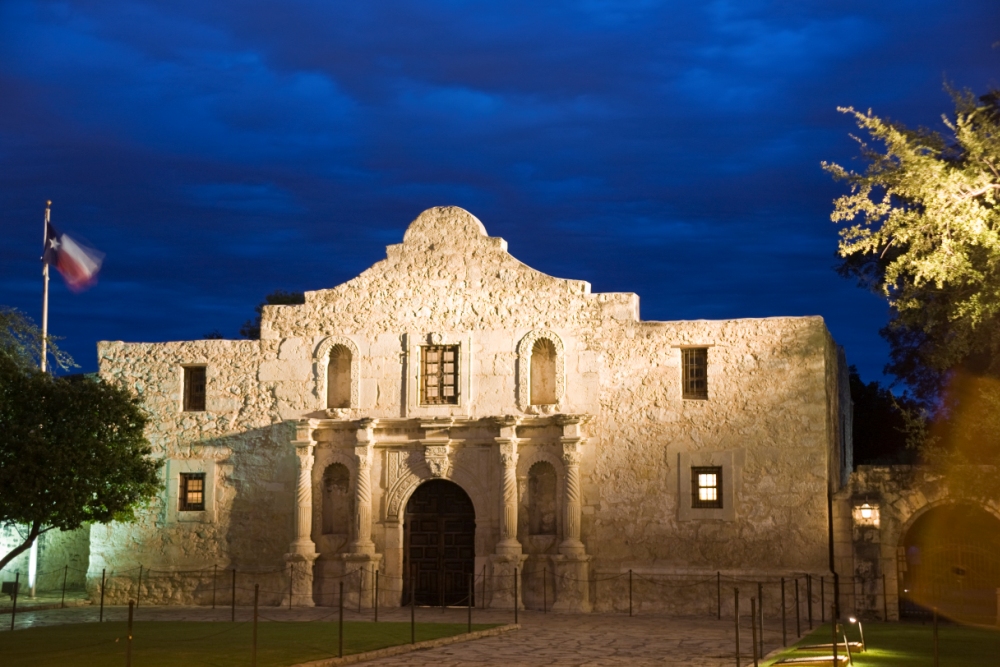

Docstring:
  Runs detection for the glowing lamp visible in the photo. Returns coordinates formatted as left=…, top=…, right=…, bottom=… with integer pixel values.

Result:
left=860, top=503, right=873, bottom=519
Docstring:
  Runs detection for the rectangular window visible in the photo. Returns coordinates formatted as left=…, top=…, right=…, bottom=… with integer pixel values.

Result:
left=691, top=466, right=723, bottom=509
left=421, top=345, right=459, bottom=405
left=183, top=366, right=206, bottom=412
left=682, top=348, right=708, bottom=400
left=179, top=473, right=206, bottom=511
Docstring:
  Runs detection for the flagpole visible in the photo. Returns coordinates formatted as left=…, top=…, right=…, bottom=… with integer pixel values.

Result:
left=40, top=200, right=51, bottom=374
left=31, top=200, right=51, bottom=599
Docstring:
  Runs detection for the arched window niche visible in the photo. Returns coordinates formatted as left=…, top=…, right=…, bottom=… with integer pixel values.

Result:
left=528, top=461, right=558, bottom=535
left=326, top=345, right=352, bottom=409
left=322, top=463, right=351, bottom=535
left=314, top=336, right=360, bottom=414
left=516, top=329, right=565, bottom=413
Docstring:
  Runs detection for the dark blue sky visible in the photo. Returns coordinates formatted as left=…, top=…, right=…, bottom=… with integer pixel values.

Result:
left=2, top=1, right=998, bottom=381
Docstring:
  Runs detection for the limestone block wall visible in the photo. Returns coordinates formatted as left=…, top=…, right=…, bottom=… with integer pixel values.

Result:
left=0, top=526, right=89, bottom=594
left=91, top=206, right=848, bottom=610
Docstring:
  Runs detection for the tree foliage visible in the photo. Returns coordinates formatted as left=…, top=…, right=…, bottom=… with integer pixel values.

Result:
left=0, top=312, right=161, bottom=571
left=0, top=306, right=75, bottom=373
left=849, top=365, right=918, bottom=465
left=823, top=89, right=1000, bottom=402
left=239, top=289, right=305, bottom=340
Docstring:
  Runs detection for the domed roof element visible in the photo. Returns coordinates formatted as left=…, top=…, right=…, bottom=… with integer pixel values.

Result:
left=402, top=206, right=488, bottom=248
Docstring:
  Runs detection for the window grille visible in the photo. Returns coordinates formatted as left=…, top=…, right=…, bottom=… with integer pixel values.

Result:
left=183, top=366, right=206, bottom=412
left=691, top=466, right=722, bottom=509
left=682, top=348, right=708, bottom=399
left=179, top=473, right=206, bottom=511
left=421, top=345, right=459, bottom=405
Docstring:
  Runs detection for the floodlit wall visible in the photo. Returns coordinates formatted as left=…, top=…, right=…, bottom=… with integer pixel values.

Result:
left=93, top=206, right=847, bottom=610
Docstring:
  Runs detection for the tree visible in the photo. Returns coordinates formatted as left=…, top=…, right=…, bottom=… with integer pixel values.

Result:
left=0, top=311, right=161, bottom=571
left=826, top=88, right=1000, bottom=499
left=239, top=289, right=305, bottom=339
left=824, top=89, right=1000, bottom=403
left=0, top=307, right=74, bottom=373
left=849, top=365, right=919, bottom=465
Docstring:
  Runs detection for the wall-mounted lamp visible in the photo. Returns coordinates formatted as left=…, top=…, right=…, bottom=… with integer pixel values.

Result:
left=859, top=503, right=873, bottom=520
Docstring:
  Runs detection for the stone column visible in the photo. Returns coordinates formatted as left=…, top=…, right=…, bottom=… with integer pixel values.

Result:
left=553, top=415, right=592, bottom=612
left=350, top=419, right=377, bottom=554
left=490, top=416, right=526, bottom=609
left=285, top=419, right=320, bottom=607
left=495, top=417, right=522, bottom=556
left=336, top=418, right=382, bottom=610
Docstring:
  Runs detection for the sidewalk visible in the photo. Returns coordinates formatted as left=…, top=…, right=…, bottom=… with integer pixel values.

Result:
left=0, top=591, right=90, bottom=614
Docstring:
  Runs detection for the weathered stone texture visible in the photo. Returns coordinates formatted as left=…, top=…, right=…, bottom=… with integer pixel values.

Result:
left=81, top=206, right=848, bottom=611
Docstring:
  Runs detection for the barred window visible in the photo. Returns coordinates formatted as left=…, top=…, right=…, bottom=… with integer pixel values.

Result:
left=183, top=366, right=206, bottom=412
left=179, top=473, right=206, bottom=511
left=681, top=348, right=708, bottom=400
left=421, top=345, right=459, bottom=405
left=691, top=466, right=722, bottom=509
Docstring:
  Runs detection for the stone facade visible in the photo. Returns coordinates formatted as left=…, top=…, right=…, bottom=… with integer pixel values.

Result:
left=833, top=465, right=1000, bottom=622
left=77, top=206, right=851, bottom=611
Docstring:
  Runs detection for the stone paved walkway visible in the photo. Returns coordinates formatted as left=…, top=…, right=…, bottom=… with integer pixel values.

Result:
left=3, top=603, right=792, bottom=666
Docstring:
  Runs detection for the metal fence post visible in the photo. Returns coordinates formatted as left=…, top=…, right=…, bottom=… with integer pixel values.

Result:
left=212, top=564, right=217, bottom=610
left=99, top=568, right=106, bottom=623
left=289, top=563, right=294, bottom=610
left=629, top=569, right=633, bottom=617
left=126, top=600, right=134, bottom=667
left=9, top=571, right=19, bottom=631
left=252, top=584, right=259, bottom=667
left=543, top=567, right=547, bottom=613
left=751, top=597, right=758, bottom=667
left=933, top=607, right=939, bottom=667
left=717, top=571, right=722, bottom=620
left=831, top=609, right=837, bottom=666
left=806, top=574, right=812, bottom=630
left=374, top=570, right=379, bottom=622
left=231, top=568, right=236, bottom=622
left=794, top=578, right=801, bottom=638
left=136, top=565, right=143, bottom=609
left=468, top=573, right=473, bottom=633
left=410, top=574, right=416, bottom=644
left=820, top=576, right=825, bottom=623
left=481, top=564, right=486, bottom=609
left=780, top=577, right=786, bottom=646
left=514, top=567, right=518, bottom=624
left=734, top=588, right=740, bottom=667
left=757, top=582, right=763, bottom=659
left=360, top=568, right=364, bottom=614
left=339, top=581, right=344, bottom=658
left=61, top=565, right=68, bottom=609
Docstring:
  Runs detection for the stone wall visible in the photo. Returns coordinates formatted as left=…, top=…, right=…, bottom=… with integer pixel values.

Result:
left=93, top=206, right=847, bottom=610
left=0, top=526, right=89, bottom=594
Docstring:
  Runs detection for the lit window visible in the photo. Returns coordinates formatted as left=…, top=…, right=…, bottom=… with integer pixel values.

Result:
left=421, top=345, right=459, bottom=405
left=183, top=366, right=206, bottom=412
left=691, top=466, right=722, bottom=509
left=682, top=348, right=708, bottom=399
left=179, top=473, right=206, bottom=511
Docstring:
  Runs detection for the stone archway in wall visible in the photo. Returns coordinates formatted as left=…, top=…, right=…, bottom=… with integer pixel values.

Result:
left=898, top=503, right=1000, bottom=623
left=403, top=480, right=476, bottom=606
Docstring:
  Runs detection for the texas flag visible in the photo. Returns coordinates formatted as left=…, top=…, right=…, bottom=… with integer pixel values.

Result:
left=42, top=222, right=104, bottom=292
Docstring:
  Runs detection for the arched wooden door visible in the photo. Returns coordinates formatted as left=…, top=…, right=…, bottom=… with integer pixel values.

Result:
left=403, top=480, right=476, bottom=606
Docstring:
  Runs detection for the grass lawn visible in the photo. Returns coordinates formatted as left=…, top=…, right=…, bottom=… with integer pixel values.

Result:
left=764, top=621, right=1000, bottom=666
left=0, top=620, right=498, bottom=667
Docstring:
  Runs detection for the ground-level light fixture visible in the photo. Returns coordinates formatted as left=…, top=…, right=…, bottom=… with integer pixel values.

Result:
left=848, top=615, right=867, bottom=652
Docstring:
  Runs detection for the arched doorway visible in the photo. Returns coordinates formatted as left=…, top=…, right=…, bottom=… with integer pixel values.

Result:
left=899, top=503, right=1000, bottom=623
left=403, top=480, right=476, bottom=606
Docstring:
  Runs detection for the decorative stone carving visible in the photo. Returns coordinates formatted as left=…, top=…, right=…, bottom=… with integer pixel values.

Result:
left=516, top=329, right=566, bottom=412
left=423, top=444, right=450, bottom=477
left=314, top=335, right=360, bottom=412
left=428, top=332, right=444, bottom=345
left=557, top=415, right=590, bottom=557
